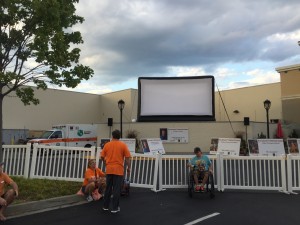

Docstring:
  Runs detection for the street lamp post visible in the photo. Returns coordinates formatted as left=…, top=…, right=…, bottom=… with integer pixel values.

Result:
left=263, top=99, right=271, bottom=138
left=118, top=99, right=125, bottom=138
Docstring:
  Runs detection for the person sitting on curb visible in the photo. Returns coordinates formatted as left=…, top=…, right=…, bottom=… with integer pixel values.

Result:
left=0, top=162, right=19, bottom=221
left=187, top=147, right=212, bottom=192
left=81, top=159, right=106, bottom=202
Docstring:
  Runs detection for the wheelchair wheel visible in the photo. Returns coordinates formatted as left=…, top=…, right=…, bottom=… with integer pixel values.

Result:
left=187, top=172, right=194, bottom=198
left=188, top=185, right=193, bottom=198
left=208, top=173, right=215, bottom=199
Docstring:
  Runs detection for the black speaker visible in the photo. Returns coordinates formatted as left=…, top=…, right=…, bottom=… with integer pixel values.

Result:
left=108, top=118, right=113, bottom=126
left=244, top=117, right=250, bottom=126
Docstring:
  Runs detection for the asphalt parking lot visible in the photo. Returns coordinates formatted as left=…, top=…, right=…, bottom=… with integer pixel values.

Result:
left=5, top=189, right=300, bottom=225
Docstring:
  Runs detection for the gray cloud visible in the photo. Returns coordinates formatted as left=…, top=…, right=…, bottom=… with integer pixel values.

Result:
left=74, top=0, right=300, bottom=88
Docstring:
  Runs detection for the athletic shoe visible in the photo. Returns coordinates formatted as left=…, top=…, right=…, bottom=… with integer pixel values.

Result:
left=200, top=185, right=204, bottom=192
left=111, top=207, right=120, bottom=213
left=102, top=207, right=109, bottom=211
left=195, top=186, right=201, bottom=191
left=86, top=195, right=93, bottom=202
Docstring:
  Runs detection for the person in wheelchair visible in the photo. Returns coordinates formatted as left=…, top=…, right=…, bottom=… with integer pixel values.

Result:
left=187, top=147, right=213, bottom=192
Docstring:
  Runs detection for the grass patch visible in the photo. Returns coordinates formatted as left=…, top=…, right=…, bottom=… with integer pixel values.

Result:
left=11, top=176, right=82, bottom=204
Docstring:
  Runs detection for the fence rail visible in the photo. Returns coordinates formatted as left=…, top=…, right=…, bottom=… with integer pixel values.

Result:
left=2, top=144, right=299, bottom=193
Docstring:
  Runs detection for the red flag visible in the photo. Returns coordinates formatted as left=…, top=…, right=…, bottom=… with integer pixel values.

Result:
left=276, top=120, right=283, bottom=138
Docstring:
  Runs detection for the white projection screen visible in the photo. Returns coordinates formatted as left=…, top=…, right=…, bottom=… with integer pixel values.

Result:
left=138, top=76, right=215, bottom=122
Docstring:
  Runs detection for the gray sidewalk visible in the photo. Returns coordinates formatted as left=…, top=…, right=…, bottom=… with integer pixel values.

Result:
left=6, top=194, right=88, bottom=219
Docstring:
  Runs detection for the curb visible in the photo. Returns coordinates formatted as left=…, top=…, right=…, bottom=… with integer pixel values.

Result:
left=6, top=194, right=88, bottom=219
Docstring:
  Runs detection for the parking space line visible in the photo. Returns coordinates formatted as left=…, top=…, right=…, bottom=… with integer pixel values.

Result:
left=184, top=212, right=220, bottom=225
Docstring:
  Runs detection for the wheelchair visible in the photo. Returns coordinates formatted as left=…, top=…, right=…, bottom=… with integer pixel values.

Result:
left=187, top=167, right=215, bottom=199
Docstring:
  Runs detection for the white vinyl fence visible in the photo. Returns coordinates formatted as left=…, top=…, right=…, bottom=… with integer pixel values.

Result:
left=2, top=144, right=30, bottom=178
left=2, top=144, right=299, bottom=194
left=219, top=154, right=287, bottom=193
left=287, top=154, right=300, bottom=194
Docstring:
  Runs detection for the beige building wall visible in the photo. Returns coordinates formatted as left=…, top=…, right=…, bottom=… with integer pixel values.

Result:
left=276, top=64, right=300, bottom=124
left=215, top=83, right=282, bottom=122
left=3, top=87, right=101, bottom=130
left=99, top=89, right=138, bottom=125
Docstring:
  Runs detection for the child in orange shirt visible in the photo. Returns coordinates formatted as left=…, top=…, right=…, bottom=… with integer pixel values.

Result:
left=81, top=159, right=106, bottom=202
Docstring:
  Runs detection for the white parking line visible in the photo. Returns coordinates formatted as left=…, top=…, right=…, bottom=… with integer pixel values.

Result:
left=184, top=212, right=220, bottom=225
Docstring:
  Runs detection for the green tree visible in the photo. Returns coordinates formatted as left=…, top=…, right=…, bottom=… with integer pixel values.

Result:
left=0, top=0, right=94, bottom=161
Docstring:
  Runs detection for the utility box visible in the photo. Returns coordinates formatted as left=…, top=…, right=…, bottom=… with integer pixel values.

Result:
left=2, top=129, right=29, bottom=145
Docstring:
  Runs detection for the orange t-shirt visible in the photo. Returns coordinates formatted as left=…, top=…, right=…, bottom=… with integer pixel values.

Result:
left=101, top=139, right=131, bottom=176
left=0, top=173, right=13, bottom=196
left=82, top=167, right=105, bottom=186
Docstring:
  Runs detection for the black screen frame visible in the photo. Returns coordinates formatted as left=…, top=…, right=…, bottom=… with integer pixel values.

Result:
left=137, top=76, right=215, bottom=122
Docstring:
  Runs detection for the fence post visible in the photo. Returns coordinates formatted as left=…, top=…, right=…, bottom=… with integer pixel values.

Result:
left=29, top=143, right=38, bottom=178
left=280, top=154, right=288, bottom=194
left=286, top=154, right=298, bottom=194
left=95, top=146, right=102, bottom=169
left=152, top=153, right=161, bottom=192
left=217, top=153, right=225, bottom=192
left=23, top=143, right=31, bottom=178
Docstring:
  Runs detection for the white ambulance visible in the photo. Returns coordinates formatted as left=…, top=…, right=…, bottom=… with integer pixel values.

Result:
left=28, top=124, right=97, bottom=147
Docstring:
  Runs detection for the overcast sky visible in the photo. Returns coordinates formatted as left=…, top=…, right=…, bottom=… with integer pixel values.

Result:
left=60, top=0, right=300, bottom=94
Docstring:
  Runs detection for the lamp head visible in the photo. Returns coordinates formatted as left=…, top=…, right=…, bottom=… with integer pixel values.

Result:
left=263, top=99, right=271, bottom=110
left=118, top=99, right=125, bottom=110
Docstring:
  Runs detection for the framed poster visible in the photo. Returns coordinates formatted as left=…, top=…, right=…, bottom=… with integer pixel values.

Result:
left=140, top=138, right=165, bottom=154
left=120, top=138, right=136, bottom=153
left=287, top=139, right=299, bottom=154
left=160, top=128, right=188, bottom=143
left=140, top=139, right=150, bottom=153
left=100, top=138, right=110, bottom=149
left=160, top=128, right=168, bottom=140
left=209, top=138, right=219, bottom=154
left=248, top=139, right=259, bottom=155
left=147, top=138, right=165, bottom=154
left=217, top=138, right=241, bottom=155
left=257, top=139, right=285, bottom=156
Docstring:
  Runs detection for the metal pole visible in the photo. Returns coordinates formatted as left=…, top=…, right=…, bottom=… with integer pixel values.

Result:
left=266, top=108, right=270, bottom=138
left=120, top=109, right=123, bottom=138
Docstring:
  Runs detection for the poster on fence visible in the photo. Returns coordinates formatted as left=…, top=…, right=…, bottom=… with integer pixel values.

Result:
left=287, top=139, right=300, bottom=154
left=121, top=138, right=136, bottom=153
left=209, top=138, right=219, bottom=154
left=257, top=139, right=285, bottom=156
left=248, top=139, right=259, bottom=156
left=217, top=138, right=240, bottom=155
left=100, top=138, right=110, bottom=149
left=160, top=128, right=188, bottom=143
left=140, top=138, right=165, bottom=154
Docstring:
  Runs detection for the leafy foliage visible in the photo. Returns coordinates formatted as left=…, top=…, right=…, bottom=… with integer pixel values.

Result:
left=125, top=129, right=140, bottom=152
left=0, top=0, right=94, bottom=160
left=288, top=129, right=298, bottom=138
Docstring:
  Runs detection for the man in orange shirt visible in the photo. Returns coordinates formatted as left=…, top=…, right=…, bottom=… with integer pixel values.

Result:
left=0, top=162, right=19, bottom=221
left=101, top=130, right=131, bottom=213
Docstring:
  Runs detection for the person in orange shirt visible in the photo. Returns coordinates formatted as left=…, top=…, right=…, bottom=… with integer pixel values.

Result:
left=81, top=159, right=106, bottom=202
left=0, top=162, right=19, bottom=221
left=101, top=129, right=131, bottom=213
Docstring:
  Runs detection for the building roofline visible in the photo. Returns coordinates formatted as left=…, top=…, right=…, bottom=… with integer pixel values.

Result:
left=275, top=64, right=300, bottom=73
